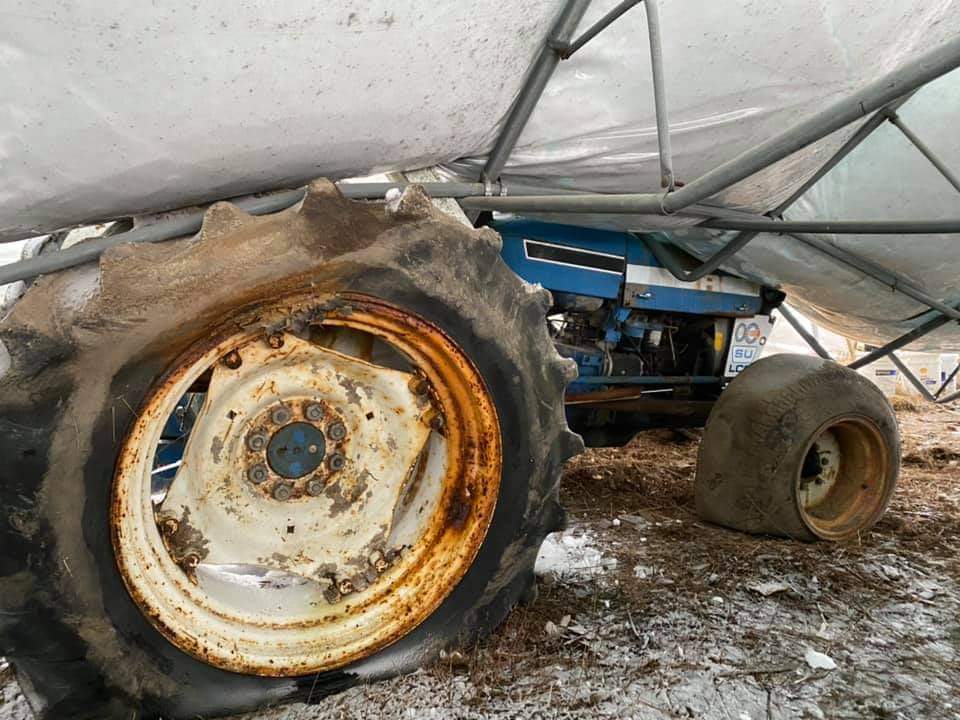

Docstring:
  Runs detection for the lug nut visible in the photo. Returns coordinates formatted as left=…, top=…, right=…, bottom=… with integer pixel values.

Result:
left=306, top=478, right=325, bottom=496
left=222, top=350, right=242, bottom=369
left=247, top=463, right=268, bottom=484
left=369, top=551, right=389, bottom=574
left=183, top=553, right=200, bottom=569
left=327, top=422, right=346, bottom=441
left=246, top=429, right=268, bottom=452
left=272, top=482, right=293, bottom=501
left=267, top=332, right=285, bottom=349
left=271, top=406, right=292, bottom=425
left=408, top=376, right=430, bottom=395
left=159, top=517, right=179, bottom=536
left=337, top=578, right=355, bottom=595
left=304, top=402, right=324, bottom=422
left=328, top=453, right=345, bottom=471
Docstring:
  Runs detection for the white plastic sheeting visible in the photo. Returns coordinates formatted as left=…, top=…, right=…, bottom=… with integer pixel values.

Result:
left=448, top=0, right=960, bottom=349
left=667, top=70, right=960, bottom=349
left=0, top=0, right=560, bottom=240
left=1, top=0, right=959, bottom=348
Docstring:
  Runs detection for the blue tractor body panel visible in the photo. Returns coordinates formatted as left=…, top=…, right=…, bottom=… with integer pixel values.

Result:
left=496, top=219, right=625, bottom=300
left=493, top=218, right=763, bottom=317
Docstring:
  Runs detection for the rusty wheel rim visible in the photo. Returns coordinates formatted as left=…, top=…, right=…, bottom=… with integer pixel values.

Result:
left=112, top=294, right=501, bottom=675
left=795, top=414, right=891, bottom=540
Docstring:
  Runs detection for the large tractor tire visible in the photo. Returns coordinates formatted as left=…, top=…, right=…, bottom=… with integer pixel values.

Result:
left=695, top=354, right=899, bottom=541
left=0, top=181, right=582, bottom=719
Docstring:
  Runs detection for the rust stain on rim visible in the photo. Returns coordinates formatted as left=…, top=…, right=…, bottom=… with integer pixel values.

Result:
left=111, top=291, right=502, bottom=676
left=794, top=413, right=893, bottom=541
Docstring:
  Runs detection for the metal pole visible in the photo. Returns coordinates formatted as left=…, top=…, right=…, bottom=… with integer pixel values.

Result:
left=848, top=312, right=955, bottom=370
left=776, top=305, right=834, bottom=360
left=885, top=109, right=960, bottom=195
left=644, top=0, right=674, bottom=190
left=937, top=387, right=960, bottom=404
left=638, top=231, right=759, bottom=282
left=558, top=0, right=641, bottom=58
left=771, top=95, right=915, bottom=216
left=784, top=233, right=960, bottom=321
left=480, top=0, right=590, bottom=185
left=460, top=34, right=960, bottom=215
left=934, top=360, right=960, bottom=400
left=701, top=217, right=960, bottom=235
left=572, top=375, right=722, bottom=385
left=889, top=353, right=936, bottom=402
left=0, top=181, right=488, bottom=286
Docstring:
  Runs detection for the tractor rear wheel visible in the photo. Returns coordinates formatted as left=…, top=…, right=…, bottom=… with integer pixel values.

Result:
left=0, top=182, right=581, bottom=719
left=695, top=354, right=899, bottom=541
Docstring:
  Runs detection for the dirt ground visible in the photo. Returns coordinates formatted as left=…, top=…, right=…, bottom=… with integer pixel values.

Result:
left=3, top=403, right=960, bottom=719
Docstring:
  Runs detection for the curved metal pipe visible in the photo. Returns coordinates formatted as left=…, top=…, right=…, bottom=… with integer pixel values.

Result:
left=638, top=231, right=758, bottom=282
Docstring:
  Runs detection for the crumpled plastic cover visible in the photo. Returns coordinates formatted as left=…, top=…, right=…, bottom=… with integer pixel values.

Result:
left=446, top=0, right=960, bottom=350
left=0, top=0, right=560, bottom=240
left=2, top=0, right=959, bottom=349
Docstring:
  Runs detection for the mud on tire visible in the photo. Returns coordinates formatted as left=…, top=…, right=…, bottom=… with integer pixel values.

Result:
left=0, top=181, right=582, bottom=719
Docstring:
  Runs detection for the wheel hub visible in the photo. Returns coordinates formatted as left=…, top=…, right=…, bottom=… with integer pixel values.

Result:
left=266, top=422, right=326, bottom=478
left=242, top=399, right=349, bottom=500
left=796, top=415, right=891, bottom=539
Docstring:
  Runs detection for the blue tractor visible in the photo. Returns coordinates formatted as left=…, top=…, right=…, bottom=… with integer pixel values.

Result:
left=492, top=217, right=782, bottom=444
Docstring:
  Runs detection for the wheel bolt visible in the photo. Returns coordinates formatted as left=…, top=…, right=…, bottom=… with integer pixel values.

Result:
left=271, top=406, right=292, bottom=425
left=306, top=478, right=325, bottom=496
left=272, top=482, right=293, bottom=501
left=183, top=553, right=200, bottom=569
left=408, top=376, right=430, bottom=395
left=305, top=402, right=324, bottom=422
left=328, top=453, right=345, bottom=471
left=222, top=350, right=242, bottom=369
left=267, top=333, right=285, bottom=349
left=246, top=429, right=268, bottom=452
left=337, top=578, right=354, bottom=595
left=159, top=517, right=179, bottom=536
left=247, top=463, right=268, bottom=484
left=327, top=422, right=346, bottom=441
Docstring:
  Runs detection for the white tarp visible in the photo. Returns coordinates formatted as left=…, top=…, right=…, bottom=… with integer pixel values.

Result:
left=445, top=0, right=960, bottom=349
left=1, top=0, right=959, bottom=347
left=0, top=0, right=560, bottom=240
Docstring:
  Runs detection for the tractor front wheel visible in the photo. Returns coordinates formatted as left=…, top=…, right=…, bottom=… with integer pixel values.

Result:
left=695, top=354, right=899, bottom=541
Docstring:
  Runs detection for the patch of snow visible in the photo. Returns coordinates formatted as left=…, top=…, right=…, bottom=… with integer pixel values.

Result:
left=0, top=672, right=32, bottom=720
left=535, top=529, right=611, bottom=581
left=804, top=648, right=837, bottom=670
left=747, top=581, right=790, bottom=597
left=383, top=187, right=403, bottom=211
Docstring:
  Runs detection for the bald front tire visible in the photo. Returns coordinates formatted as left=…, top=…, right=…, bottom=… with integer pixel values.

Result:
left=695, top=354, right=899, bottom=541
